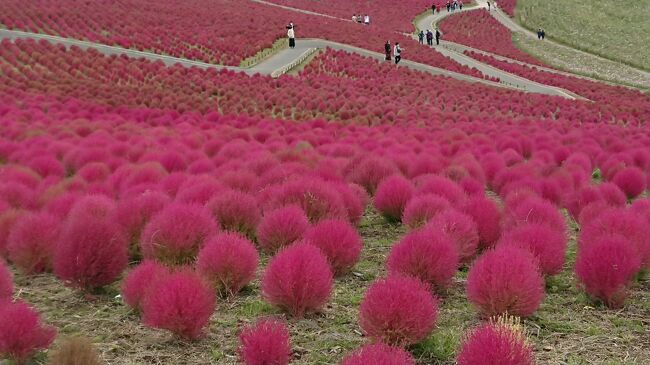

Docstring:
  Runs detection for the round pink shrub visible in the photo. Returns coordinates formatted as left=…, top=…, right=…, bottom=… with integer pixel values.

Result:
left=402, top=194, right=450, bottom=230
left=197, top=232, right=259, bottom=297
left=66, top=194, right=116, bottom=222
left=53, top=214, right=128, bottom=291
left=460, top=196, right=502, bottom=249
left=386, top=228, right=459, bottom=291
left=346, top=157, right=399, bottom=195
left=142, top=269, right=216, bottom=340
left=429, top=209, right=479, bottom=263
left=115, top=191, right=170, bottom=250
left=256, top=206, right=310, bottom=254
left=502, top=197, right=566, bottom=234
left=0, top=209, right=23, bottom=257
left=175, top=177, right=224, bottom=205
left=334, top=183, right=367, bottom=226
left=566, top=185, right=603, bottom=219
left=457, top=320, right=534, bottom=365
left=261, top=243, right=333, bottom=317
left=7, top=212, right=60, bottom=274
left=597, top=182, right=627, bottom=207
left=577, top=201, right=611, bottom=226
left=466, top=245, right=544, bottom=317
left=207, top=190, right=260, bottom=239
left=265, top=178, right=347, bottom=223
left=612, top=167, right=646, bottom=199
left=0, top=260, right=12, bottom=301
left=140, top=203, right=217, bottom=265
left=575, top=237, right=641, bottom=308
left=415, top=175, right=465, bottom=204
left=340, top=343, right=415, bottom=365
left=359, top=275, right=438, bottom=347
left=630, top=198, right=650, bottom=224
left=373, top=175, right=414, bottom=222
left=0, top=300, right=56, bottom=365
left=238, top=319, right=292, bottom=365
left=499, top=223, right=567, bottom=276
left=121, top=260, right=171, bottom=311
left=302, top=219, right=363, bottom=276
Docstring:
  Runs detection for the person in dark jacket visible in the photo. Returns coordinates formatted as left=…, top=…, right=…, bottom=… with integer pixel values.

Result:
left=418, top=30, right=425, bottom=44
left=385, top=40, right=392, bottom=61
left=435, top=28, right=442, bottom=45
left=426, top=29, right=434, bottom=46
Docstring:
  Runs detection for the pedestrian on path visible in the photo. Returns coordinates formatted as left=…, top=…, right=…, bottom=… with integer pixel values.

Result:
left=435, top=28, right=442, bottom=45
left=352, top=14, right=357, bottom=22
left=541, top=29, right=546, bottom=40
left=287, top=26, right=296, bottom=48
left=364, top=15, right=370, bottom=25
left=537, top=28, right=542, bottom=40
left=394, top=43, right=402, bottom=65
left=446, top=1, right=451, bottom=12
left=432, top=4, right=436, bottom=14
left=487, top=1, right=491, bottom=11
left=418, top=30, right=425, bottom=44
left=357, top=14, right=363, bottom=23
left=385, top=40, right=392, bottom=61
left=494, top=2, right=498, bottom=10
left=426, top=29, right=433, bottom=46
left=459, top=1, right=463, bottom=10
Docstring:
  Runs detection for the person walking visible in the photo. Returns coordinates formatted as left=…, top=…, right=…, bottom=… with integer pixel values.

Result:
left=385, top=40, right=392, bottom=61
left=435, top=28, right=442, bottom=45
left=541, top=29, right=546, bottom=40
left=287, top=26, right=296, bottom=48
left=352, top=14, right=357, bottom=22
left=364, top=14, right=370, bottom=25
left=426, top=29, right=433, bottom=46
left=537, top=28, right=542, bottom=40
left=459, top=1, right=463, bottom=10
left=432, top=4, right=436, bottom=14
left=418, top=30, right=425, bottom=44
left=394, top=43, right=402, bottom=65
left=446, top=1, right=451, bottom=12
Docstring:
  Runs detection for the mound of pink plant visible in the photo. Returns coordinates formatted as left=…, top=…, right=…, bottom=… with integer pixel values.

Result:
left=340, top=343, right=415, bottom=365
left=415, top=175, right=466, bottom=204
left=207, top=190, right=261, bottom=239
left=121, top=260, right=171, bottom=311
left=457, top=319, right=534, bottom=365
left=196, top=232, right=259, bottom=296
left=7, top=212, right=60, bottom=274
left=115, top=191, right=170, bottom=253
left=238, top=318, right=292, bottom=365
left=256, top=206, right=310, bottom=254
left=466, top=245, right=544, bottom=317
left=53, top=214, right=128, bottom=291
left=502, top=197, right=566, bottom=234
left=373, top=175, right=415, bottom=222
left=402, top=194, right=450, bottom=229
left=0, top=300, right=57, bottom=365
left=0, top=209, right=23, bottom=257
left=67, top=194, right=116, bottom=221
left=612, top=167, right=646, bottom=199
left=575, top=237, right=641, bottom=308
left=359, top=275, right=438, bottom=347
left=460, top=196, right=502, bottom=249
left=386, top=228, right=459, bottom=291
left=429, top=209, right=479, bottom=263
left=0, top=261, right=12, bottom=301
left=261, top=243, right=333, bottom=317
left=140, top=203, right=218, bottom=265
left=302, top=219, right=363, bottom=275
left=142, top=269, right=216, bottom=340
left=499, top=223, right=567, bottom=276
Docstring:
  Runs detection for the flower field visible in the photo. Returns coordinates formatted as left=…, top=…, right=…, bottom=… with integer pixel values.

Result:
left=0, top=1, right=648, bottom=364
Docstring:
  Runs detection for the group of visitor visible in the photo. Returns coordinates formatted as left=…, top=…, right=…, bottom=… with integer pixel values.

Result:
left=446, top=0, right=463, bottom=12
left=537, top=28, right=546, bottom=40
left=384, top=41, right=403, bottom=65
left=487, top=1, right=498, bottom=11
left=418, top=29, right=442, bottom=46
left=351, top=14, right=371, bottom=25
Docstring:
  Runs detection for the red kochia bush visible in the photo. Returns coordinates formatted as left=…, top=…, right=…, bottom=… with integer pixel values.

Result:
left=460, top=196, right=502, bottom=249
left=359, top=275, right=438, bottom=347
left=612, top=166, right=646, bottom=199
left=256, top=206, right=310, bottom=254
left=261, top=243, right=333, bottom=317
left=142, top=269, right=216, bottom=340
left=238, top=319, right=291, bottom=365
left=373, top=175, right=414, bottom=222
left=466, top=245, right=544, bottom=317
left=574, top=237, right=641, bottom=308
left=121, top=260, right=171, bottom=311
left=402, top=194, right=450, bottom=229
left=502, top=197, right=566, bottom=233
left=302, top=219, right=363, bottom=275
left=207, top=190, right=260, bottom=239
left=340, top=343, right=416, bottom=365
left=7, top=212, right=60, bottom=274
left=386, top=228, right=459, bottom=291
left=115, top=191, right=170, bottom=249
left=196, top=232, right=259, bottom=296
left=0, top=260, right=12, bottom=301
left=457, top=319, right=534, bottom=365
left=0, top=300, right=57, bottom=365
left=53, top=214, right=128, bottom=291
left=429, top=209, right=479, bottom=263
left=499, top=223, right=567, bottom=276
left=140, top=203, right=218, bottom=265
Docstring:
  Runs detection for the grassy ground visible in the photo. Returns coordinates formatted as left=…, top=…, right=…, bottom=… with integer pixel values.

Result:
left=11, top=208, right=650, bottom=364
left=515, top=0, right=650, bottom=71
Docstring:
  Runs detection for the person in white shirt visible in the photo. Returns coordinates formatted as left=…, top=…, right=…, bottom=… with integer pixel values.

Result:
left=352, top=15, right=357, bottom=22
left=394, top=43, right=402, bottom=64
left=287, top=26, right=295, bottom=48
left=364, top=15, right=370, bottom=25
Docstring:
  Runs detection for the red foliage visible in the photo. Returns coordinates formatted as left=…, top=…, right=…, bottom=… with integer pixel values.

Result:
left=0, top=300, right=56, bottom=365
left=115, top=191, right=170, bottom=250
left=429, top=209, right=479, bottom=263
left=261, top=243, right=333, bottom=317
left=0, top=209, right=24, bottom=257
left=502, top=197, right=566, bottom=234
left=359, top=275, right=438, bottom=347
left=460, top=196, right=502, bottom=249
left=499, top=223, right=567, bottom=276
left=346, top=157, right=399, bottom=195
left=415, top=175, right=466, bottom=204
left=140, top=203, right=218, bottom=265
left=0, top=260, right=12, bottom=301
left=7, top=212, right=60, bottom=274
left=121, top=260, right=171, bottom=311
left=597, top=182, right=627, bottom=207
left=67, top=194, right=116, bottom=221
left=373, top=175, right=415, bottom=222
left=141, top=269, right=216, bottom=340
left=196, top=232, right=259, bottom=296
left=263, top=178, right=347, bottom=223
left=575, top=237, right=641, bottom=308
left=238, top=319, right=292, bottom=365
left=302, top=219, right=363, bottom=275
left=207, top=190, right=261, bottom=238
left=457, top=321, right=534, bottom=365
left=386, top=228, right=459, bottom=291
left=612, top=167, right=646, bottom=199
left=466, top=245, right=545, bottom=317
left=256, top=206, right=310, bottom=254
left=402, top=194, right=450, bottom=230
left=340, top=343, right=416, bottom=365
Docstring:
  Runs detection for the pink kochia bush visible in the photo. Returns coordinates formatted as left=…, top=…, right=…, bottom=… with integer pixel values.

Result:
left=53, top=214, right=128, bottom=291
left=256, top=206, right=310, bottom=254
left=207, top=190, right=261, bottom=239
left=121, top=260, right=171, bottom=311
left=238, top=319, right=292, bottom=365
left=140, top=203, right=218, bottom=265
left=373, top=175, right=415, bottom=222
left=0, top=300, right=57, bottom=365
left=359, top=275, right=438, bottom=347
left=460, top=196, right=502, bottom=249
left=499, top=223, right=567, bottom=276
left=302, top=219, right=363, bottom=275
left=340, top=343, right=416, bottom=365
left=386, top=228, right=459, bottom=291
left=574, top=237, right=641, bottom=308
left=456, top=318, right=534, bottom=365
left=0, top=261, right=12, bottom=301
left=402, top=194, right=450, bottom=229
left=261, top=243, right=333, bottom=317
left=114, top=191, right=170, bottom=252
left=466, top=245, right=544, bottom=317
left=7, top=212, right=60, bottom=274
left=612, top=167, right=646, bottom=199
left=429, top=209, right=479, bottom=263
left=196, top=232, right=259, bottom=296
left=142, top=269, right=216, bottom=340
